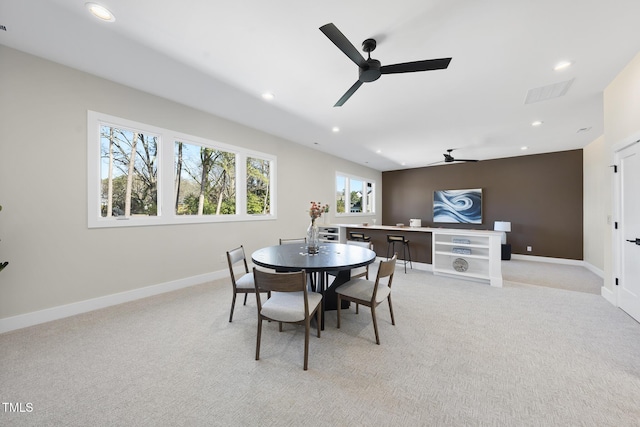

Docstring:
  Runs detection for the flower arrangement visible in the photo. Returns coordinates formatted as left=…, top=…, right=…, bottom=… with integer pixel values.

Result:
left=309, top=201, right=329, bottom=221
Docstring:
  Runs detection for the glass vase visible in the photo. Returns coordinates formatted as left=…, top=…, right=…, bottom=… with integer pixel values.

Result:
left=307, top=219, right=320, bottom=254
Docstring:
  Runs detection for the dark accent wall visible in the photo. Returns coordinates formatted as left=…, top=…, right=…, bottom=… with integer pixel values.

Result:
left=381, top=149, right=583, bottom=261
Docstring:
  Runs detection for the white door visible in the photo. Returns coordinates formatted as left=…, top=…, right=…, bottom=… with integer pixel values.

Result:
left=618, top=140, right=640, bottom=322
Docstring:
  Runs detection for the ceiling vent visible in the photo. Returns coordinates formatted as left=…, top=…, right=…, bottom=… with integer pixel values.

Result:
left=524, top=78, right=574, bottom=104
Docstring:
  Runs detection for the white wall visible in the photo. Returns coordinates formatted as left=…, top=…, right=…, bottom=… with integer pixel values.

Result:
left=0, top=46, right=381, bottom=325
left=602, top=51, right=640, bottom=292
left=583, top=135, right=606, bottom=273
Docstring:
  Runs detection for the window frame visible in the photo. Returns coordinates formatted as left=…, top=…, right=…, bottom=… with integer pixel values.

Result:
left=87, top=111, right=277, bottom=228
left=335, top=171, right=376, bottom=217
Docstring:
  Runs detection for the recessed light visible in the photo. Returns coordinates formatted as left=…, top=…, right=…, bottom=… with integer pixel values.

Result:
left=261, top=92, right=275, bottom=101
left=521, top=146, right=528, bottom=150
left=85, top=3, right=115, bottom=22
left=531, top=120, right=543, bottom=127
left=332, top=127, right=340, bottom=133
left=376, top=149, right=382, bottom=154
left=554, top=60, right=572, bottom=71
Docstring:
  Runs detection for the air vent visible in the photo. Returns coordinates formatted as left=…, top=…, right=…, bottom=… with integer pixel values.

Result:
left=577, top=127, right=592, bottom=133
left=524, top=78, right=574, bottom=104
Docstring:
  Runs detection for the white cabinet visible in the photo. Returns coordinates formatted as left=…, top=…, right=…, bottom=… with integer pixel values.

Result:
left=432, top=230, right=502, bottom=287
left=319, top=226, right=341, bottom=243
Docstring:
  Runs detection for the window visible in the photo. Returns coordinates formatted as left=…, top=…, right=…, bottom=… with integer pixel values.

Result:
left=88, top=111, right=276, bottom=228
left=174, top=141, right=237, bottom=216
left=335, top=173, right=376, bottom=216
left=246, top=157, right=271, bottom=215
left=100, top=125, right=158, bottom=218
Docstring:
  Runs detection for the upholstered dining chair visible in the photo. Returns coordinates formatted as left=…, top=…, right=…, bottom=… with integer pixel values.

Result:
left=252, top=268, right=322, bottom=370
left=346, top=240, right=374, bottom=280
left=326, top=240, right=374, bottom=309
left=344, top=240, right=374, bottom=314
left=335, top=254, right=397, bottom=345
left=226, top=245, right=268, bottom=323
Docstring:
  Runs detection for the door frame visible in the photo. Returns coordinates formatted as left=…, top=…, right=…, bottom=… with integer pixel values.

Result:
left=612, top=131, right=640, bottom=308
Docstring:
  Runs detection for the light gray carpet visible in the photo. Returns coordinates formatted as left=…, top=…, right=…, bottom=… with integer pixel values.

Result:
left=502, top=259, right=603, bottom=294
left=1, top=264, right=639, bottom=426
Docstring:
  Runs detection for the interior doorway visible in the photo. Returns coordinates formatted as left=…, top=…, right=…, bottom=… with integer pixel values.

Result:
left=614, top=135, right=640, bottom=322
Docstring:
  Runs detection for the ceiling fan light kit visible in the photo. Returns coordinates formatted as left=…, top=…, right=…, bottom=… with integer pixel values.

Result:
left=319, top=23, right=452, bottom=107
left=428, top=149, right=479, bottom=166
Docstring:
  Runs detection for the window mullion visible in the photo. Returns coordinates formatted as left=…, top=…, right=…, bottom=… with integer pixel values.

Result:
left=159, top=135, right=174, bottom=220
left=345, top=177, right=351, bottom=215
left=237, top=153, right=246, bottom=216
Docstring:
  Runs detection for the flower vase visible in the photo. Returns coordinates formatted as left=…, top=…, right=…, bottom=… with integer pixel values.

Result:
left=307, top=219, right=320, bottom=254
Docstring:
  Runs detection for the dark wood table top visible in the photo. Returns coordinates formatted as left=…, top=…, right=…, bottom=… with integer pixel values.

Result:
left=251, top=243, right=376, bottom=273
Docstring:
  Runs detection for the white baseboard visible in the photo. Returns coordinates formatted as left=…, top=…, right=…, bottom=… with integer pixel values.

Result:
left=584, top=262, right=605, bottom=279
left=511, top=255, right=605, bottom=278
left=0, top=256, right=609, bottom=335
left=0, top=270, right=229, bottom=335
left=374, top=257, right=432, bottom=272
left=410, top=261, right=433, bottom=272
left=601, top=285, right=616, bottom=305
left=511, top=254, right=585, bottom=266
left=511, top=254, right=615, bottom=306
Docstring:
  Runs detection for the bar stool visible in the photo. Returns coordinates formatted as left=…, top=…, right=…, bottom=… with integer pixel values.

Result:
left=349, top=231, right=371, bottom=242
left=386, top=234, right=412, bottom=273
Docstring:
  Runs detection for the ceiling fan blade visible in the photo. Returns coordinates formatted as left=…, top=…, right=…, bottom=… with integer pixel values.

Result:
left=381, top=58, right=452, bottom=74
left=334, top=80, right=364, bottom=107
left=320, top=23, right=367, bottom=68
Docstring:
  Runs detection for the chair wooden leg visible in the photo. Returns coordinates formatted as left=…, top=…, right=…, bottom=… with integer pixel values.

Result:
left=403, top=243, right=407, bottom=273
left=304, top=319, right=310, bottom=370
left=316, top=308, right=321, bottom=338
left=371, top=306, right=380, bottom=345
left=337, top=295, right=342, bottom=328
left=279, top=322, right=283, bottom=332
left=388, top=295, right=395, bottom=325
left=243, top=293, right=248, bottom=305
left=255, top=318, right=262, bottom=360
left=229, top=291, right=237, bottom=322
left=356, top=303, right=359, bottom=314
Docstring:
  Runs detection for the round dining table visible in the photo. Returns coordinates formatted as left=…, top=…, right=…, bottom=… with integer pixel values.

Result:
left=252, top=242, right=376, bottom=273
left=252, top=243, right=377, bottom=329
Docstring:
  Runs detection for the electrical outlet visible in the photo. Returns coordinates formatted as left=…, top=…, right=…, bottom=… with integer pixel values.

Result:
left=527, top=246, right=532, bottom=252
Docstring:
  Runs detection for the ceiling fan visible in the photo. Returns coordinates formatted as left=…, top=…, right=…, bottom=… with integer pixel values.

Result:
left=319, top=23, right=452, bottom=107
left=429, top=149, right=479, bottom=165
